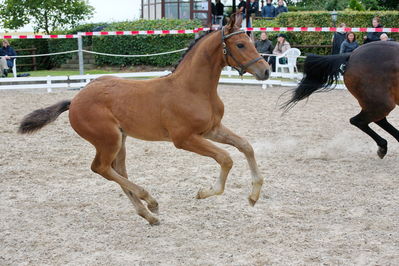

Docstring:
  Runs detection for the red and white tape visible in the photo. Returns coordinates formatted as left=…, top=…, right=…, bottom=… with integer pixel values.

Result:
left=1, top=27, right=398, bottom=39
left=248, top=27, right=399, bottom=33
left=0, top=34, right=78, bottom=39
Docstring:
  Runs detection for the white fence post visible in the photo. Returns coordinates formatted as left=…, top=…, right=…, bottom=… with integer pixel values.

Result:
left=46, top=76, right=52, bottom=93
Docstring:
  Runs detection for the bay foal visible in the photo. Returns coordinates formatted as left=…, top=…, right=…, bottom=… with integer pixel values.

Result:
left=19, top=15, right=270, bottom=225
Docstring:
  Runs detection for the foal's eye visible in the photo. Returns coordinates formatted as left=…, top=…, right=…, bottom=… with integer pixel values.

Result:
left=237, top=43, right=245, bottom=48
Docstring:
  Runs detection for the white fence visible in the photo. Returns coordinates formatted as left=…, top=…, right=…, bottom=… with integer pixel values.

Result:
left=0, top=70, right=346, bottom=91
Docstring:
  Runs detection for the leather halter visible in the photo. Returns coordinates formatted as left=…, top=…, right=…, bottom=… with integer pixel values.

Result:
left=221, top=28, right=264, bottom=76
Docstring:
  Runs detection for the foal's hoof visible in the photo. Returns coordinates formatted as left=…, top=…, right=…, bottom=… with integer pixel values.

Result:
left=248, top=196, right=257, bottom=207
left=196, top=189, right=205, bottom=199
left=148, top=202, right=159, bottom=214
left=377, top=146, right=387, bottom=159
left=148, top=217, right=160, bottom=226
left=196, top=187, right=211, bottom=199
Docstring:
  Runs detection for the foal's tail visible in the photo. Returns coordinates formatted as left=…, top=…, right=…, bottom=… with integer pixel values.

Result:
left=282, top=53, right=350, bottom=110
left=18, top=100, right=71, bottom=134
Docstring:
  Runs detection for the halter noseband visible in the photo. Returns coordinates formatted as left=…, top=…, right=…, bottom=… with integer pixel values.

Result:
left=221, top=27, right=264, bottom=76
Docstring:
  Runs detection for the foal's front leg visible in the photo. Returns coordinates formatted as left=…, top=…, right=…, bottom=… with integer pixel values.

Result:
left=174, top=134, right=233, bottom=199
left=205, top=124, right=263, bottom=206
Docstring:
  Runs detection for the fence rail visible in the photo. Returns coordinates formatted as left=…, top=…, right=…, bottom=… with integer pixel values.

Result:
left=0, top=70, right=346, bottom=91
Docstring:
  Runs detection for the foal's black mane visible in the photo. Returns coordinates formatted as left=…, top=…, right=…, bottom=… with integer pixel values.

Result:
left=172, top=29, right=216, bottom=72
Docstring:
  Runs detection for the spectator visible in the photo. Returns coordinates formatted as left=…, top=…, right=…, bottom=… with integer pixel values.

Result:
left=247, top=0, right=258, bottom=27
left=237, top=0, right=247, bottom=26
left=340, top=32, right=359, bottom=54
left=363, top=16, right=385, bottom=44
left=255, top=32, right=274, bottom=61
left=214, top=0, right=224, bottom=26
left=269, top=33, right=291, bottom=72
left=211, top=2, right=216, bottom=24
left=380, top=33, right=393, bottom=41
left=275, top=0, right=288, bottom=17
left=0, top=40, right=16, bottom=77
left=261, top=0, right=275, bottom=18
left=331, top=23, right=346, bottom=55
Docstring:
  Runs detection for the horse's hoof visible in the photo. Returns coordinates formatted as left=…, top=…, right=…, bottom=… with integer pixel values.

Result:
left=196, top=189, right=204, bottom=199
left=196, top=187, right=211, bottom=199
left=248, top=196, right=257, bottom=207
left=377, top=146, right=387, bottom=159
left=148, top=202, right=159, bottom=214
left=149, top=217, right=160, bottom=226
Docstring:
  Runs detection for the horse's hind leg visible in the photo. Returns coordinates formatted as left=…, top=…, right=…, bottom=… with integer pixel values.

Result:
left=90, top=131, right=159, bottom=225
left=205, top=124, right=263, bottom=206
left=112, top=133, right=159, bottom=214
left=375, top=118, right=399, bottom=142
left=350, top=110, right=388, bottom=159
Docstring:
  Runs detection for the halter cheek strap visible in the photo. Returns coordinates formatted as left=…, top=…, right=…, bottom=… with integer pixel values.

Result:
left=221, top=28, right=264, bottom=76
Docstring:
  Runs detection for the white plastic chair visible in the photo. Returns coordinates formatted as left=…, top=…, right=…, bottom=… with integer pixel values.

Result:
left=275, top=48, right=301, bottom=74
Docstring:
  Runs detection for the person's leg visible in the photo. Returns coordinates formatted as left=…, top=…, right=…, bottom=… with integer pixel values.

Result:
left=0, top=57, right=9, bottom=77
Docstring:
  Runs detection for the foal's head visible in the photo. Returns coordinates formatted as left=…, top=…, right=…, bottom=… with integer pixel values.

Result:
left=222, top=14, right=270, bottom=80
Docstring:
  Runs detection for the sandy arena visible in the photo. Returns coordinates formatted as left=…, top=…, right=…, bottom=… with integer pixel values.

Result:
left=1, top=84, right=398, bottom=265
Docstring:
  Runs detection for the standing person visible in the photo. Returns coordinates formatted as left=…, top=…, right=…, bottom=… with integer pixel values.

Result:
left=331, top=23, right=346, bottom=54
left=237, top=0, right=247, bottom=27
left=0, top=40, right=16, bottom=77
left=275, top=0, right=288, bottom=17
left=339, top=32, right=359, bottom=54
left=269, top=33, right=291, bottom=72
left=255, top=32, right=274, bottom=61
left=363, top=16, right=385, bottom=44
left=247, top=0, right=258, bottom=28
left=261, top=0, right=275, bottom=18
left=215, top=0, right=224, bottom=26
left=211, top=2, right=216, bottom=24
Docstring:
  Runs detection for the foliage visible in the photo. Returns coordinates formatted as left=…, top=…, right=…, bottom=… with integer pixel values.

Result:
left=92, top=19, right=203, bottom=67
left=253, top=11, right=399, bottom=55
left=0, top=0, right=94, bottom=34
left=293, top=0, right=398, bottom=10
left=349, top=0, right=366, bottom=11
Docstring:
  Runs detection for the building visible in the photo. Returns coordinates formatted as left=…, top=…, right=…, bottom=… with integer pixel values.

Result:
left=141, top=0, right=241, bottom=25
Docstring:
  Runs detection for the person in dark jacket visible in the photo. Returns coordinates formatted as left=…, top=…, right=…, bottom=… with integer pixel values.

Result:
left=340, top=32, right=359, bottom=54
left=261, top=0, right=275, bottom=18
left=247, top=0, right=258, bottom=27
left=363, top=16, right=385, bottom=44
left=331, top=23, right=346, bottom=54
left=214, top=0, right=224, bottom=25
left=255, top=32, right=274, bottom=61
left=275, top=0, right=288, bottom=16
left=0, top=40, right=17, bottom=77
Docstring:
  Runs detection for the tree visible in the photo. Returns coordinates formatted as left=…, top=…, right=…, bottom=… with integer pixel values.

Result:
left=0, top=0, right=94, bottom=34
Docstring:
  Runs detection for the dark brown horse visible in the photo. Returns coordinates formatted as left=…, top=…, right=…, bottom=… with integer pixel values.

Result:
left=284, top=41, right=399, bottom=158
left=18, top=15, right=270, bottom=225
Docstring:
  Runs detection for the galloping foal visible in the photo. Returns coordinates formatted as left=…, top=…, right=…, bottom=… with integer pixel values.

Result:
left=19, top=15, right=271, bottom=225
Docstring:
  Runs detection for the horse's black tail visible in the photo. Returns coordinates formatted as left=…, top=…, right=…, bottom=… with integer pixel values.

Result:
left=282, top=53, right=350, bottom=110
left=18, top=100, right=71, bottom=134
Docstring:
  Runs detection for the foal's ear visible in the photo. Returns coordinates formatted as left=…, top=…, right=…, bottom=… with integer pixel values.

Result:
left=235, top=13, right=243, bottom=28
left=226, top=13, right=241, bottom=33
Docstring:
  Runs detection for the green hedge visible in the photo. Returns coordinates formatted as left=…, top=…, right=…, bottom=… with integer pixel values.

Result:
left=92, top=19, right=202, bottom=67
left=253, top=11, right=399, bottom=55
left=8, top=39, right=50, bottom=71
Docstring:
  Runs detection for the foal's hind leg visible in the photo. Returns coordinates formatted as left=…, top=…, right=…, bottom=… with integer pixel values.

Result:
left=205, top=124, right=263, bottom=206
left=350, top=111, right=389, bottom=159
left=112, top=133, right=159, bottom=214
left=91, top=132, right=159, bottom=225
